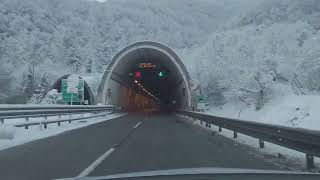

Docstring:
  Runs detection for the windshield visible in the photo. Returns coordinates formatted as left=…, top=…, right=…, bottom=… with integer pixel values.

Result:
left=0, top=0, right=319, bottom=180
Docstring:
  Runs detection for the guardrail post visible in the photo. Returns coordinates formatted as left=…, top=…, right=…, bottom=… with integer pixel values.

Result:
left=259, top=140, right=265, bottom=148
left=233, top=132, right=238, bottom=138
left=25, top=125, right=28, bottom=129
left=218, top=126, right=222, bottom=132
left=306, top=154, right=315, bottom=170
left=26, top=117, right=29, bottom=122
left=44, top=123, right=47, bottom=129
left=0, top=118, right=3, bottom=124
left=57, top=122, right=61, bottom=126
left=68, top=113, right=72, bottom=123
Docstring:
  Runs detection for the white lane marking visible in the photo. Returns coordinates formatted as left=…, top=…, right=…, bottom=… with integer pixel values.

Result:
left=77, top=121, right=141, bottom=177
left=77, top=147, right=115, bottom=177
left=133, top=121, right=142, bottom=129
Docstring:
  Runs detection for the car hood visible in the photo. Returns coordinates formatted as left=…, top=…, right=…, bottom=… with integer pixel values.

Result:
left=56, top=167, right=319, bottom=180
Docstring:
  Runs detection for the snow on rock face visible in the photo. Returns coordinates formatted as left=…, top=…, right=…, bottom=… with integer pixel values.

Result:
left=81, top=74, right=103, bottom=96
left=208, top=95, right=320, bottom=130
left=0, top=126, right=15, bottom=140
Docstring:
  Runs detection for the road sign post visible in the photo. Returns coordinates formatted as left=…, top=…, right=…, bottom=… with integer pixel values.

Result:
left=71, top=93, right=73, bottom=106
left=196, top=95, right=206, bottom=112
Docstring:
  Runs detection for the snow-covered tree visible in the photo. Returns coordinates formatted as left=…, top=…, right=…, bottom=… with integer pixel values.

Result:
left=0, top=0, right=320, bottom=109
left=41, top=89, right=63, bottom=104
left=21, top=67, right=34, bottom=100
left=40, top=73, right=49, bottom=95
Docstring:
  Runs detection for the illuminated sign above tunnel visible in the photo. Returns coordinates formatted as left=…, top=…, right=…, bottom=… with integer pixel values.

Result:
left=139, top=63, right=156, bottom=68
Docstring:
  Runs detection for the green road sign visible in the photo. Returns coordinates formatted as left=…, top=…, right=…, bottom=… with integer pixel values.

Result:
left=158, top=71, right=165, bottom=77
left=197, top=96, right=205, bottom=103
left=62, top=79, right=84, bottom=103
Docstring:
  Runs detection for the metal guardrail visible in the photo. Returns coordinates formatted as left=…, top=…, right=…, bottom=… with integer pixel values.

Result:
left=0, top=105, right=113, bottom=111
left=0, top=109, right=110, bottom=117
left=179, top=111, right=320, bottom=170
left=15, top=112, right=112, bottom=129
left=0, top=105, right=115, bottom=125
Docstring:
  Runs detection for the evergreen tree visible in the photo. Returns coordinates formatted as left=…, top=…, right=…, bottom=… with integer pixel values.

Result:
left=40, top=73, right=49, bottom=98
left=22, top=67, right=34, bottom=100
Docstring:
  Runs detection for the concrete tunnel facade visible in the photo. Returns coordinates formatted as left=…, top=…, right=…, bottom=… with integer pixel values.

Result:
left=97, top=41, right=194, bottom=111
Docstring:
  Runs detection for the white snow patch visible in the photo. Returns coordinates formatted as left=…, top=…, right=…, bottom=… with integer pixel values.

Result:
left=183, top=95, right=320, bottom=169
left=80, top=73, right=104, bottom=96
left=0, top=125, right=15, bottom=140
left=208, top=95, right=320, bottom=130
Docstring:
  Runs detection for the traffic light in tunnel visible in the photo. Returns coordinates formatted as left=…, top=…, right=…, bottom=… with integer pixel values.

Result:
left=129, top=71, right=141, bottom=78
left=135, top=71, right=142, bottom=78
left=158, top=71, right=165, bottom=77
left=158, top=71, right=168, bottom=78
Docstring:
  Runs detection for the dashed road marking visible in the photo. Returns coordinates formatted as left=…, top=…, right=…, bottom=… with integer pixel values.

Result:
left=78, top=120, right=143, bottom=177
left=77, top=147, right=115, bottom=177
left=133, top=121, right=142, bottom=129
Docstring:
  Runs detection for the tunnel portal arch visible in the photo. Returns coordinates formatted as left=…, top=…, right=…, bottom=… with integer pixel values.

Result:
left=97, top=41, right=193, bottom=110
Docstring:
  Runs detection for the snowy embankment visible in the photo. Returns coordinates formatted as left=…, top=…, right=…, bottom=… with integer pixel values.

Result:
left=189, top=118, right=320, bottom=171
left=208, top=95, right=320, bottom=130
left=0, top=113, right=125, bottom=151
left=199, top=95, right=320, bottom=170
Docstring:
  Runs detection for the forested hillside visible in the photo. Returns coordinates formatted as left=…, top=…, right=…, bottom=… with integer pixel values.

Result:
left=0, top=0, right=250, bottom=103
left=184, top=0, right=320, bottom=109
left=0, top=0, right=319, bottom=108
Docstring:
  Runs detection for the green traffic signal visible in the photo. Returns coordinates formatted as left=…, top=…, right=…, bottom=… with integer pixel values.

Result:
left=158, top=71, right=165, bottom=77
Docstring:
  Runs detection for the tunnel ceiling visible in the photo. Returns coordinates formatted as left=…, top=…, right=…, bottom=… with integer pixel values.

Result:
left=98, top=41, right=192, bottom=110
left=114, top=48, right=181, bottom=79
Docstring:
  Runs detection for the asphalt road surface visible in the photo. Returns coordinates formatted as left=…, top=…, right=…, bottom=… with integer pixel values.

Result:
left=0, top=114, right=295, bottom=180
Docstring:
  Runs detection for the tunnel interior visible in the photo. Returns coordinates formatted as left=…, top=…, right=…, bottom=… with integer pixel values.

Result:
left=99, top=42, right=191, bottom=112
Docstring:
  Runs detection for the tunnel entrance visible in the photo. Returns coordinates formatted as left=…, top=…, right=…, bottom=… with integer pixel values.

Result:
left=98, top=41, right=192, bottom=112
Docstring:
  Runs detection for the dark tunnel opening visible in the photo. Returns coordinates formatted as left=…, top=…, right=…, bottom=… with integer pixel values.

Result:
left=98, top=42, right=192, bottom=113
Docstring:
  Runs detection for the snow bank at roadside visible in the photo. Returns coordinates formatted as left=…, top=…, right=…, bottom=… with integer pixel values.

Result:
left=187, top=117, right=320, bottom=171
left=0, top=113, right=125, bottom=151
left=208, top=95, right=320, bottom=130
left=0, top=125, right=15, bottom=140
